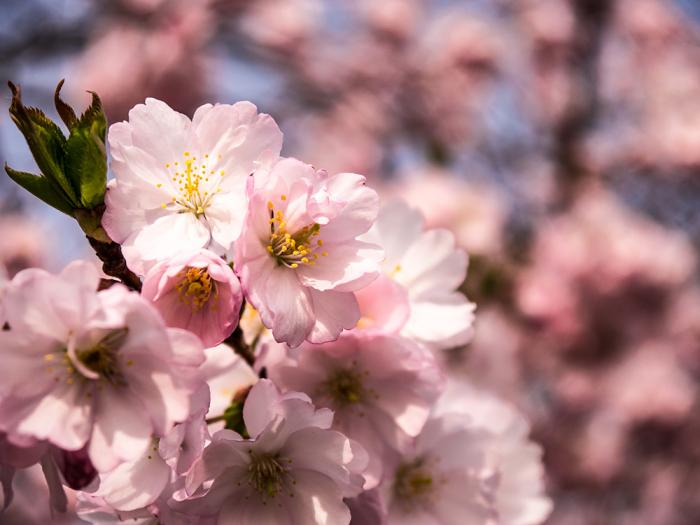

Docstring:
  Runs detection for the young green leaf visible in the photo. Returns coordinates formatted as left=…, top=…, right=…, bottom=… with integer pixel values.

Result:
left=4, top=165, right=74, bottom=215
left=64, top=90, right=108, bottom=209
left=54, top=79, right=78, bottom=131
left=7, top=81, right=78, bottom=206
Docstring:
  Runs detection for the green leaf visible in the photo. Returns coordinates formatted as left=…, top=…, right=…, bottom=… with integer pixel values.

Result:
left=78, top=91, right=107, bottom=142
left=222, top=399, right=249, bottom=438
left=74, top=208, right=111, bottom=242
left=54, top=79, right=78, bottom=130
left=7, top=82, right=78, bottom=206
left=64, top=90, right=107, bottom=209
left=65, top=128, right=107, bottom=209
left=4, top=164, right=73, bottom=215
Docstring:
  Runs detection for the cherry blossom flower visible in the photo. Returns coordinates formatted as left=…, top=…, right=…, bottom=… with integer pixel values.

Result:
left=267, top=333, right=444, bottom=487
left=384, top=170, right=508, bottom=257
left=0, top=432, right=101, bottom=516
left=0, top=215, right=49, bottom=277
left=0, top=433, right=47, bottom=512
left=180, top=379, right=367, bottom=524
left=142, top=249, right=243, bottom=347
left=76, top=384, right=213, bottom=523
left=382, top=413, right=490, bottom=525
left=353, top=274, right=410, bottom=337
left=239, top=302, right=272, bottom=347
left=234, top=157, right=383, bottom=347
left=362, top=199, right=475, bottom=351
left=346, top=488, right=387, bottom=525
left=198, top=344, right=258, bottom=425
left=435, top=381, right=553, bottom=525
left=0, top=261, right=205, bottom=473
left=103, top=98, right=283, bottom=274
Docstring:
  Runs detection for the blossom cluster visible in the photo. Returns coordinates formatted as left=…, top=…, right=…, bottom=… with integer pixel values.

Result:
left=0, top=97, right=550, bottom=524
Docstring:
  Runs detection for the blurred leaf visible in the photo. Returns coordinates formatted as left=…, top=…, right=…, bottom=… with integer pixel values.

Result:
left=4, top=164, right=73, bottom=215
left=221, top=386, right=252, bottom=438
left=7, top=81, right=78, bottom=206
left=222, top=401, right=247, bottom=437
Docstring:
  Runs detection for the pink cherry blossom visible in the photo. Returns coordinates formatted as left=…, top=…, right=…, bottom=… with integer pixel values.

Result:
left=353, top=273, right=410, bottom=337
left=142, top=249, right=243, bottom=347
left=234, top=157, right=383, bottom=347
left=103, top=98, right=283, bottom=274
left=0, top=433, right=47, bottom=512
left=239, top=302, right=272, bottom=347
left=0, top=261, right=205, bottom=473
left=435, top=381, right=552, bottom=525
left=0, top=215, right=49, bottom=277
left=383, top=170, right=508, bottom=257
left=199, top=344, right=258, bottom=425
left=267, top=333, right=444, bottom=487
left=179, top=379, right=367, bottom=524
left=346, top=488, right=387, bottom=525
left=239, top=0, right=323, bottom=52
left=362, top=199, right=475, bottom=351
left=382, top=413, right=490, bottom=525
left=76, top=384, right=212, bottom=523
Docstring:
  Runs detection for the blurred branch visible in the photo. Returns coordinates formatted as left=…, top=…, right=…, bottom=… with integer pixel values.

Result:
left=0, top=26, right=87, bottom=65
left=553, top=0, right=614, bottom=207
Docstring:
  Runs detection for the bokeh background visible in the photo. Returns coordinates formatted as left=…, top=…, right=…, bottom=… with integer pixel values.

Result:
left=1, top=1, right=700, bottom=524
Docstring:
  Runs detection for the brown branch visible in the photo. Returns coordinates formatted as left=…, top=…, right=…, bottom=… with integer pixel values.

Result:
left=87, top=235, right=142, bottom=292
left=553, top=0, right=614, bottom=207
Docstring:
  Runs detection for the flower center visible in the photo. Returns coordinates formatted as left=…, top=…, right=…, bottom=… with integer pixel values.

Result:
left=323, top=368, right=371, bottom=407
left=160, top=152, right=224, bottom=217
left=176, top=267, right=217, bottom=312
left=75, top=328, right=129, bottom=386
left=393, top=457, right=438, bottom=509
left=247, top=451, right=289, bottom=499
left=266, top=198, right=327, bottom=269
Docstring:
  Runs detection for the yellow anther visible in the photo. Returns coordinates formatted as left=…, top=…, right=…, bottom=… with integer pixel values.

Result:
left=290, top=263, right=299, bottom=268
left=176, top=267, right=217, bottom=312
left=322, top=251, right=328, bottom=257
left=317, top=239, right=324, bottom=246
left=268, top=201, right=274, bottom=210
left=281, top=194, right=287, bottom=201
